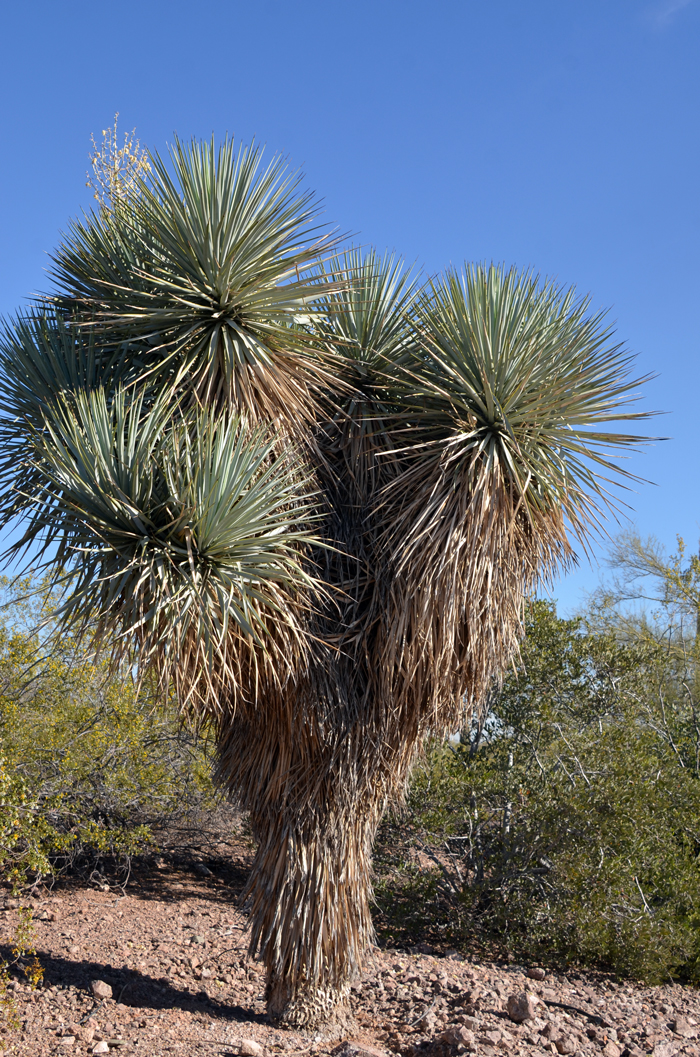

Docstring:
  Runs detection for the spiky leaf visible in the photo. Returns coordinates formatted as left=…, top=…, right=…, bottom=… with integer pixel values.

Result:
left=50, top=137, right=342, bottom=420
left=15, top=387, right=320, bottom=712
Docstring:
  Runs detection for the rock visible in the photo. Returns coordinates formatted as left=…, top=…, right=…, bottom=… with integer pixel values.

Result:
left=92, top=1045, right=110, bottom=1056
left=457, top=1015, right=479, bottom=1030
left=541, top=1023, right=561, bottom=1042
left=481, top=1030, right=503, bottom=1046
left=555, top=1038, right=577, bottom=1055
left=672, top=1018, right=696, bottom=1038
left=58, top=1039, right=76, bottom=1049
left=441, top=1026, right=476, bottom=1049
left=90, top=980, right=113, bottom=1000
left=194, top=862, right=213, bottom=877
left=332, top=1046, right=387, bottom=1057
left=418, top=1012, right=438, bottom=1032
left=652, top=1044, right=679, bottom=1057
left=507, top=991, right=539, bottom=1023
left=527, top=967, right=547, bottom=981
left=78, top=1026, right=95, bottom=1043
left=602, top=1043, right=622, bottom=1057
left=68, top=945, right=80, bottom=955
left=201, top=967, right=212, bottom=978
left=239, top=1042, right=264, bottom=1057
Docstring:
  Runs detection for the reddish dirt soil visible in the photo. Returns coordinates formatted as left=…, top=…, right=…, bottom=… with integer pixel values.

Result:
left=1, top=812, right=699, bottom=1057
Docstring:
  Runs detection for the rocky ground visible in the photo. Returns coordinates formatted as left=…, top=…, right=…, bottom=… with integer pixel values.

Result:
left=1, top=815, right=698, bottom=1057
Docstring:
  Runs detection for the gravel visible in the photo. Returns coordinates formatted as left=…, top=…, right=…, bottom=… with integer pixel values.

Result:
left=2, top=837, right=699, bottom=1057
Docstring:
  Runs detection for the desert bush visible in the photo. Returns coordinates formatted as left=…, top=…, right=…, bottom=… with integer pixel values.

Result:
left=375, top=597, right=700, bottom=984
left=0, top=577, right=218, bottom=884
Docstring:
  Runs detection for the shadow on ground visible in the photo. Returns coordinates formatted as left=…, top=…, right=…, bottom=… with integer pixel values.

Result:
left=3, top=946, right=268, bottom=1026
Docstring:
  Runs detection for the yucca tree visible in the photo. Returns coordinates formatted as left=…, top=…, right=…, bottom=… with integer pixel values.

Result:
left=0, top=137, right=655, bottom=1033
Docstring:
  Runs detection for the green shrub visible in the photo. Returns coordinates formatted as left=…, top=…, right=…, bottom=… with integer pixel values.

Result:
left=0, top=577, right=218, bottom=884
left=375, top=600, right=700, bottom=983
left=0, top=751, right=47, bottom=1022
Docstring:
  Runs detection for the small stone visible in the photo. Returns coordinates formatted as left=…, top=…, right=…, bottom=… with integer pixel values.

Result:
left=442, top=1026, right=476, bottom=1049
left=239, top=1041, right=264, bottom=1057
left=194, top=862, right=213, bottom=877
left=555, top=1038, right=577, bottom=1055
left=541, top=1023, right=561, bottom=1043
left=58, top=1039, right=76, bottom=1049
left=458, top=1015, right=479, bottom=1030
left=90, top=980, right=113, bottom=1000
left=507, top=991, right=539, bottom=1023
left=92, top=1045, right=110, bottom=1056
left=653, top=1044, right=679, bottom=1057
left=482, top=1030, right=503, bottom=1046
left=672, top=1018, right=696, bottom=1038
left=602, top=1043, right=621, bottom=1057
left=69, top=945, right=80, bottom=955
left=527, top=967, right=546, bottom=981
left=201, top=967, right=212, bottom=978
left=333, top=1045, right=388, bottom=1057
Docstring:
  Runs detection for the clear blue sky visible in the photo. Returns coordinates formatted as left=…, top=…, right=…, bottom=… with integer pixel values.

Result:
left=1, top=0, right=698, bottom=613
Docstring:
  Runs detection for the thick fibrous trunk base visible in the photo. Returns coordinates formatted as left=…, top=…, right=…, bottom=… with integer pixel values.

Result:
left=266, top=977, right=354, bottom=1036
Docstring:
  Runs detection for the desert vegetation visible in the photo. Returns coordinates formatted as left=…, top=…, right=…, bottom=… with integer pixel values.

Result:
left=375, top=536, right=700, bottom=986
left=0, top=126, right=670, bottom=1034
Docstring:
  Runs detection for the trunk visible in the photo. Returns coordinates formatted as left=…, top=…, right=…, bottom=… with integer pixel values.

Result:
left=250, top=807, right=374, bottom=1032
left=215, top=650, right=405, bottom=1034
